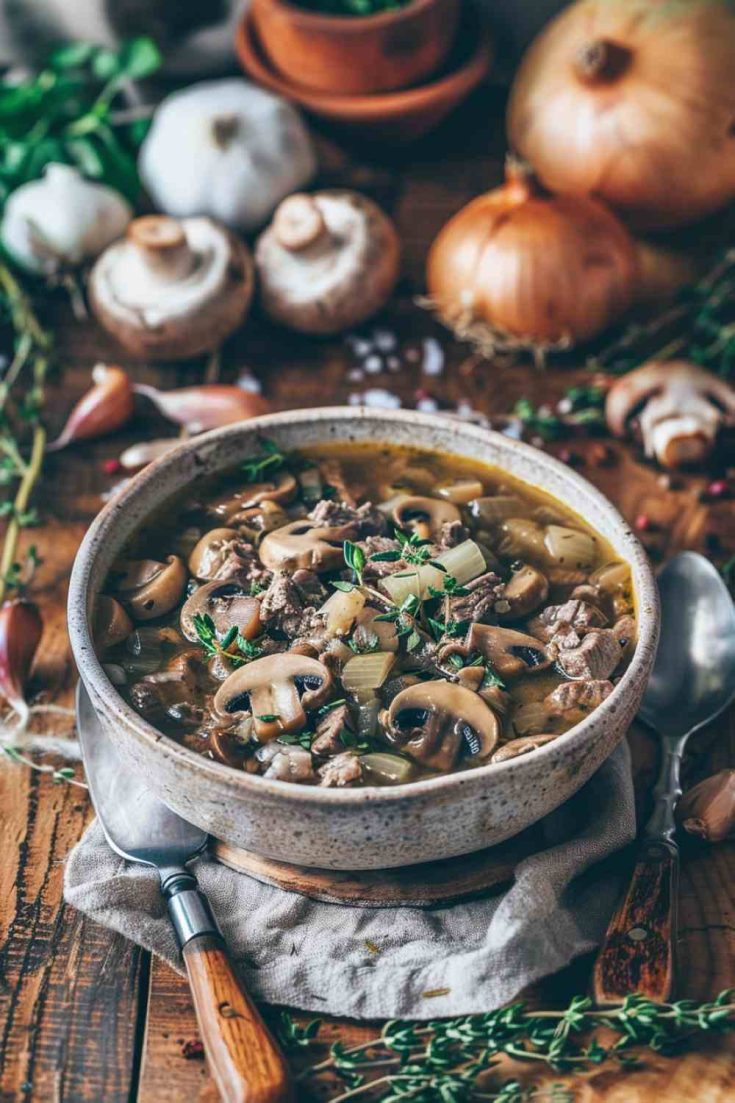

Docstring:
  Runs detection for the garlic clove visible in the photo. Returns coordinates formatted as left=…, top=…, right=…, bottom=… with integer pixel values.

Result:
left=0, top=600, right=43, bottom=729
left=0, top=163, right=132, bottom=275
left=133, top=383, right=270, bottom=434
left=47, top=364, right=134, bottom=452
left=677, top=770, right=735, bottom=844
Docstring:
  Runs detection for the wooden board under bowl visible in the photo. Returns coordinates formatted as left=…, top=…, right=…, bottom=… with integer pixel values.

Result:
left=212, top=826, right=543, bottom=908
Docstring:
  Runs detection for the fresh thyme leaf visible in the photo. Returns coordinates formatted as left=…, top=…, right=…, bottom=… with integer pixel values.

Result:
left=406, top=629, right=422, bottom=652
left=220, top=625, right=238, bottom=650
left=256, top=713, right=281, bottom=723
left=369, top=549, right=402, bottom=562
left=343, top=540, right=366, bottom=584
left=242, top=439, right=285, bottom=482
left=317, top=698, right=347, bottom=717
left=332, top=579, right=356, bottom=593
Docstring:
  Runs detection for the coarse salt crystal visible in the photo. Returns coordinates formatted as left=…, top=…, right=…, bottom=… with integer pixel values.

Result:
left=421, top=336, right=444, bottom=376
left=237, top=371, right=262, bottom=393
left=373, top=328, right=398, bottom=352
left=364, top=354, right=383, bottom=374
left=349, top=389, right=402, bottom=409
left=417, top=397, right=439, bottom=412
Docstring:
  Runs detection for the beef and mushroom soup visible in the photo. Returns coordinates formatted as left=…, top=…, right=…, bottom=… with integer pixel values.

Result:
left=96, top=441, right=637, bottom=787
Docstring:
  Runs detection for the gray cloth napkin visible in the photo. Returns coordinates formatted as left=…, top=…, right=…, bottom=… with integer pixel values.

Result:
left=64, top=742, right=634, bottom=1020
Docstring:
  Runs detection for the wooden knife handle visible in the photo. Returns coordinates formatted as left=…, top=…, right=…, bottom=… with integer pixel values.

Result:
left=182, top=933, right=292, bottom=1103
left=592, top=838, right=678, bottom=1006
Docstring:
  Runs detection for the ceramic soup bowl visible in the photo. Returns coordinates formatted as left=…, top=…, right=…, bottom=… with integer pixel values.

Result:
left=68, top=408, right=659, bottom=870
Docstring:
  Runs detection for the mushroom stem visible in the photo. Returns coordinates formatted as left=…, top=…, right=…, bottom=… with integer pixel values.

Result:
left=127, top=215, right=195, bottom=283
left=272, top=194, right=329, bottom=252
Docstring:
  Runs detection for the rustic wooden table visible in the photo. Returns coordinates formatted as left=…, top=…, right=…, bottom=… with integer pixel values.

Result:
left=1, top=91, right=734, bottom=1102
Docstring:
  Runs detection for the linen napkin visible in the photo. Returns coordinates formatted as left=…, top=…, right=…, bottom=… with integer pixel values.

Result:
left=64, top=742, right=634, bottom=1020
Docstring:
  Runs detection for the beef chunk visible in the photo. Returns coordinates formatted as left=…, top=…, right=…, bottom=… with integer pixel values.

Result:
left=292, top=568, right=328, bottom=606
left=546, top=679, right=614, bottom=716
left=309, top=498, right=386, bottom=537
left=318, top=752, right=362, bottom=787
left=312, top=703, right=352, bottom=755
left=130, top=652, right=208, bottom=727
left=361, top=535, right=405, bottom=579
left=259, top=572, right=305, bottom=636
left=555, top=629, right=622, bottom=681
left=439, top=519, right=469, bottom=549
left=529, top=600, right=608, bottom=641
left=446, top=572, right=503, bottom=624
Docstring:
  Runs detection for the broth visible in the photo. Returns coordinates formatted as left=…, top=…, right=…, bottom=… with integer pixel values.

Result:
left=97, top=441, right=636, bottom=787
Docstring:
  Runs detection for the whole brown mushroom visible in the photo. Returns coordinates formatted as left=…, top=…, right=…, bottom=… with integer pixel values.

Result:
left=606, top=361, right=735, bottom=469
left=89, top=214, right=254, bottom=360
left=255, top=190, right=400, bottom=335
left=380, top=680, right=500, bottom=772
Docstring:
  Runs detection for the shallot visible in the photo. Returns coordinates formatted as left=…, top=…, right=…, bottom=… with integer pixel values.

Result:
left=133, top=383, right=270, bottom=434
left=47, top=365, right=134, bottom=452
left=0, top=600, right=43, bottom=732
left=677, top=770, right=735, bottom=844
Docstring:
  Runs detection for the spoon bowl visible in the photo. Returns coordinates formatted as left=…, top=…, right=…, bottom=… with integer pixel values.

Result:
left=640, top=551, right=735, bottom=740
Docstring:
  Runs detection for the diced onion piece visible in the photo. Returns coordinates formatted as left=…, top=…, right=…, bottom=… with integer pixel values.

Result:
left=356, top=693, right=380, bottom=740
left=437, top=479, right=484, bottom=504
left=496, top=518, right=546, bottom=562
left=543, top=525, right=597, bottom=570
left=320, top=587, right=366, bottom=637
left=342, top=651, right=395, bottom=692
left=471, top=495, right=530, bottom=524
left=360, top=752, right=416, bottom=785
left=433, top=539, right=486, bottom=585
left=380, top=568, right=423, bottom=605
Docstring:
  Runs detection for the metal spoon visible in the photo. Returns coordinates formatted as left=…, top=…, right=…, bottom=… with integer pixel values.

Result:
left=593, top=551, right=735, bottom=1005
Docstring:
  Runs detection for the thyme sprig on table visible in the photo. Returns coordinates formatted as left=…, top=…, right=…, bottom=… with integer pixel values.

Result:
left=0, top=262, right=52, bottom=604
left=277, top=991, right=735, bottom=1102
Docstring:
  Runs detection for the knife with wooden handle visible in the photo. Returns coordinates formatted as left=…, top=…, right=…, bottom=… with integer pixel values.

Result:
left=77, top=681, right=292, bottom=1103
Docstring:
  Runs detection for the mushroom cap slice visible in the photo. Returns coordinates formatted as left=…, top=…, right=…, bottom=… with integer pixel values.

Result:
left=210, top=472, right=297, bottom=521
left=93, top=595, right=133, bottom=650
left=214, top=653, right=332, bottom=741
left=491, top=734, right=558, bottom=763
left=259, top=518, right=356, bottom=573
left=111, top=555, right=187, bottom=622
left=442, top=623, right=551, bottom=680
left=380, top=680, right=500, bottom=772
left=180, top=579, right=262, bottom=642
left=89, top=215, right=254, bottom=360
left=255, top=190, right=400, bottom=335
left=605, top=360, right=735, bottom=468
left=497, top=564, right=549, bottom=621
left=188, top=528, right=242, bottom=581
left=392, top=496, right=461, bottom=540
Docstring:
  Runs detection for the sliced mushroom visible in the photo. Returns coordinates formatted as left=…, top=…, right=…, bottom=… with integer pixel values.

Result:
left=353, top=606, right=399, bottom=652
left=111, top=555, right=187, bottom=621
left=392, top=496, right=461, bottom=541
left=180, top=579, right=262, bottom=642
left=89, top=214, right=254, bottom=360
left=210, top=471, right=297, bottom=521
left=214, top=653, right=332, bottom=741
left=259, top=518, right=356, bottom=573
left=497, top=564, right=549, bottom=621
left=255, top=190, right=400, bottom=335
left=606, top=360, right=735, bottom=469
left=380, top=680, right=500, bottom=772
left=491, top=734, right=558, bottom=763
left=93, top=595, right=133, bottom=650
left=442, top=623, right=552, bottom=680
left=188, top=528, right=246, bottom=580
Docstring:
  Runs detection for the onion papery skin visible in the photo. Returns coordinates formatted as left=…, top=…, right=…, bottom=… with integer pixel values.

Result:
left=426, top=169, right=637, bottom=347
left=507, top=0, right=735, bottom=230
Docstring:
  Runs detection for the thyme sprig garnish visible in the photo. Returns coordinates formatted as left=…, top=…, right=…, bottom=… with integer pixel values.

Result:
left=277, top=991, right=735, bottom=1102
left=192, top=612, right=263, bottom=667
left=242, top=439, right=285, bottom=483
left=0, top=262, right=52, bottom=604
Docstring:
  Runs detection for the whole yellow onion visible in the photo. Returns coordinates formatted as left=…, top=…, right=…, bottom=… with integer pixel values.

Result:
left=426, top=162, right=637, bottom=348
left=507, top=0, right=735, bottom=230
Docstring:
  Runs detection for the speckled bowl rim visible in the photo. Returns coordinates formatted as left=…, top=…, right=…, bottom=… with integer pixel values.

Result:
left=68, top=407, right=659, bottom=806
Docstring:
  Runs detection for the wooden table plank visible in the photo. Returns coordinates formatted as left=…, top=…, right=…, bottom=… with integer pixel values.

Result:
left=2, top=92, right=735, bottom=1102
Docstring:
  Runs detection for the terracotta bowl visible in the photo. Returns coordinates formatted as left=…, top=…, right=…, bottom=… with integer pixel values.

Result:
left=251, top=0, right=460, bottom=96
left=68, top=408, right=659, bottom=871
left=235, top=8, right=493, bottom=142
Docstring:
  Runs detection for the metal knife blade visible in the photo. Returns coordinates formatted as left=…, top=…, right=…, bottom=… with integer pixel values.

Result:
left=77, top=680, right=206, bottom=870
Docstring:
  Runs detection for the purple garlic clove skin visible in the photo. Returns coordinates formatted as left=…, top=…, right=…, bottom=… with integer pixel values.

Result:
left=0, top=600, right=43, bottom=728
left=677, top=769, right=735, bottom=843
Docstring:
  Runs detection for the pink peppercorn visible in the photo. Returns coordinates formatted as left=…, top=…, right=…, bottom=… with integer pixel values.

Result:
left=102, top=458, right=122, bottom=475
left=634, top=513, right=651, bottom=532
left=706, top=479, right=729, bottom=499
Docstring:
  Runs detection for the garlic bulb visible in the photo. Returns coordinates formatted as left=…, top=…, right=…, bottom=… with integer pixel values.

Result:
left=0, top=164, right=132, bottom=275
left=138, top=79, right=316, bottom=233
